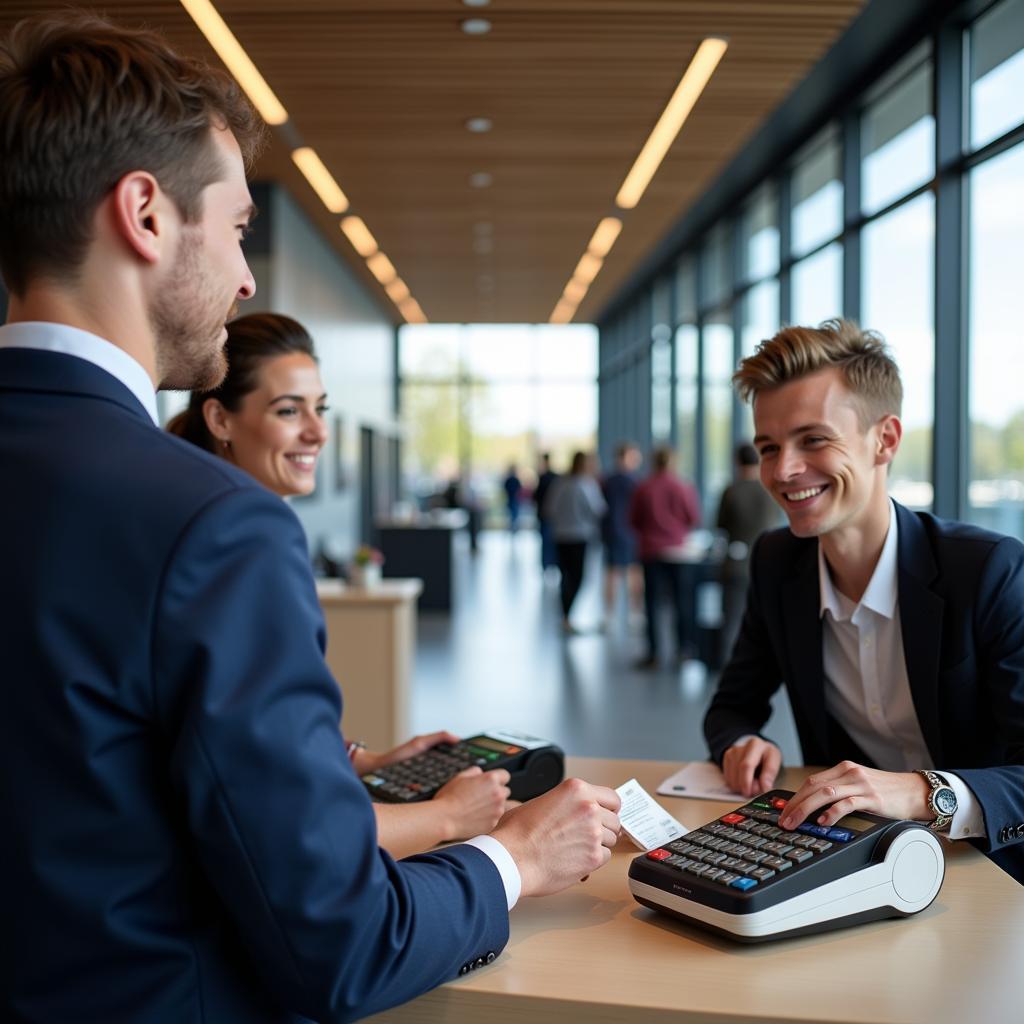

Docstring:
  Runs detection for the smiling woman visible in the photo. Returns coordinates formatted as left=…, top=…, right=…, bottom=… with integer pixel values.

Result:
left=166, top=312, right=329, bottom=498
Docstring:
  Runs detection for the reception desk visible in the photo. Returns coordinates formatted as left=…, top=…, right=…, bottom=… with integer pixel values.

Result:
left=316, top=578, right=422, bottom=751
left=367, top=756, right=1023, bottom=1024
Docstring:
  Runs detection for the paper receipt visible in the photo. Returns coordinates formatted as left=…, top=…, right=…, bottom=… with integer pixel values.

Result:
left=615, top=778, right=689, bottom=851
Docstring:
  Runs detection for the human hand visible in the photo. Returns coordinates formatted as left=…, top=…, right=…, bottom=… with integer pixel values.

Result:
left=722, top=736, right=782, bottom=797
left=355, top=730, right=460, bottom=775
left=490, top=778, right=621, bottom=898
left=434, top=767, right=511, bottom=841
left=779, top=761, right=932, bottom=831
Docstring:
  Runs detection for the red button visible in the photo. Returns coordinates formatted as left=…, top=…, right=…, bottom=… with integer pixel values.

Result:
left=771, top=798, right=788, bottom=810
left=721, top=813, right=745, bottom=825
left=647, top=849, right=672, bottom=860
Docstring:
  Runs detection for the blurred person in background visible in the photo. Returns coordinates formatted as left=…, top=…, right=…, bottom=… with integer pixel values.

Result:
left=546, top=450, right=607, bottom=633
left=629, top=446, right=702, bottom=669
left=534, top=451, right=558, bottom=573
left=601, top=441, right=644, bottom=627
left=503, top=462, right=523, bottom=533
left=715, top=442, right=782, bottom=663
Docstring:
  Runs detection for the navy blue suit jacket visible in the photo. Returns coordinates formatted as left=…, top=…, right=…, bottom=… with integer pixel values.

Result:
left=704, top=502, right=1024, bottom=883
left=0, top=349, right=508, bottom=1022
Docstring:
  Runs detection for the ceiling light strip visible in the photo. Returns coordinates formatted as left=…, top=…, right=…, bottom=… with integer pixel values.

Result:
left=180, top=1, right=426, bottom=323
left=291, top=148, right=349, bottom=214
left=549, top=37, right=727, bottom=323
left=178, top=0, right=288, bottom=125
left=616, top=37, right=728, bottom=210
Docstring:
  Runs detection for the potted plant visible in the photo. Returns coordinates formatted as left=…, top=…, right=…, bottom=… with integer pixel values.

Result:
left=350, top=544, right=384, bottom=587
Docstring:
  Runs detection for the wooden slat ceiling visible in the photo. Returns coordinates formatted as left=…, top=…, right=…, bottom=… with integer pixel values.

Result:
left=2, top=1, right=866, bottom=324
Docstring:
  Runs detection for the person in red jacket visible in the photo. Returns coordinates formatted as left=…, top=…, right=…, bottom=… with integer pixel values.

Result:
left=629, top=445, right=702, bottom=669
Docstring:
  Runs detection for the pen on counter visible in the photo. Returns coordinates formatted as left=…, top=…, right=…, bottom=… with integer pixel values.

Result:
left=672, top=785, right=687, bottom=791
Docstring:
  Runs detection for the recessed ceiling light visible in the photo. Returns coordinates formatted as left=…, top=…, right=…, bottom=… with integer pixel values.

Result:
left=473, top=237, right=494, bottom=255
left=477, top=274, right=496, bottom=292
left=465, top=116, right=493, bottom=133
left=473, top=221, right=493, bottom=236
left=469, top=171, right=493, bottom=188
left=462, top=0, right=491, bottom=7
left=461, top=18, right=492, bottom=36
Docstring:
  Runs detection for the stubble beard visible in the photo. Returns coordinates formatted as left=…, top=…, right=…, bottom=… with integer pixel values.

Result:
left=152, top=226, right=232, bottom=392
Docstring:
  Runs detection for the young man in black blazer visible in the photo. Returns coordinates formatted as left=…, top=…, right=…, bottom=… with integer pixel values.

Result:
left=704, top=319, right=1024, bottom=883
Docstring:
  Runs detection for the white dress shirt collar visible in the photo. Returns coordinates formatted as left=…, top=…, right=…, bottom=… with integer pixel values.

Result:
left=0, top=320, right=159, bottom=425
left=818, top=499, right=898, bottom=621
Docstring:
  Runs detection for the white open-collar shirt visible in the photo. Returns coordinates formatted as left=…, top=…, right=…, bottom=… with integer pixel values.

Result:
left=0, top=319, right=523, bottom=905
left=818, top=500, right=983, bottom=839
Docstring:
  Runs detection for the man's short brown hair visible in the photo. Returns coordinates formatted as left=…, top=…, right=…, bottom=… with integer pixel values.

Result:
left=733, top=318, right=903, bottom=427
left=0, top=12, right=265, bottom=295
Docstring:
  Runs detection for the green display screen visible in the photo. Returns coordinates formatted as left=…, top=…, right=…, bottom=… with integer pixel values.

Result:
left=467, top=736, right=519, bottom=755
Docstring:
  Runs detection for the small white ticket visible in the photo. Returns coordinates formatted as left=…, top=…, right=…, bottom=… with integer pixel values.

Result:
left=615, top=778, right=689, bottom=852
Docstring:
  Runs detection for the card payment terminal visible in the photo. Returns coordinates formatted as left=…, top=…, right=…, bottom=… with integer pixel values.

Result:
left=628, top=789, right=944, bottom=942
left=361, top=729, right=564, bottom=804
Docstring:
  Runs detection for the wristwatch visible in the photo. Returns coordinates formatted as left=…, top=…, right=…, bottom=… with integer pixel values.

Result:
left=918, top=769, right=957, bottom=832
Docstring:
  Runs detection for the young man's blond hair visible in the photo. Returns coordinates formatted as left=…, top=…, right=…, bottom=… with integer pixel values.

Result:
left=734, top=318, right=903, bottom=427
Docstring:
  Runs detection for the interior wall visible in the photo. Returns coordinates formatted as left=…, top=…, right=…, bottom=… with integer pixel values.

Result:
left=263, top=186, right=396, bottom=561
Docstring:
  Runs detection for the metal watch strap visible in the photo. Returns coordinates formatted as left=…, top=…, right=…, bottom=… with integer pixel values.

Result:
left=918, top=769, right=953, bottom=832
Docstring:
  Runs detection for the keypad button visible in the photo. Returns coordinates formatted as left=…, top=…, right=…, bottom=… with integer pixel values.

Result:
left=785, top=849, right=813, bottom=863
left=721, top=857, right=746, bottom=872
left=730, top=877, right=758, bottom=891
left=751, top=867, right=777, bottom=881
left=702, top=852, right=728, bottom=865
left=798, top=823, right=832, bottom=837
left=718, top=872, right=740, bottom=885
left=735, top=818, right=758, bottom=831
left=689, top=833, right=713, bottom=846
left=763, top=842, right=794, bottom=855
left=827, top=828, right=854, bottom=842
left=762, top=827, right=783, bottom=839
left=687, top=862, right=711, bottom=876
left=744, top=851, right=769, bottom=864
left=793, top=836, right=816, bottom=848
left=720, top=813, right=746, bottom=825
left=771, top=797, right=788, bottom=810
left=647, top=849, right=672, bottom=861
left=762, top=856, right=792, bottom=871
left=744, top=836, right=770, bottom=849
left=734, top=860, right=759, bottom=875
left=703, top=867, right=726, bottom=881
left=810, top=840, right=833, bottom=853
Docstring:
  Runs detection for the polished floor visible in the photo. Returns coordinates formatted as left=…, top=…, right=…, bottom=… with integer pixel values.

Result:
left=409, top=529, right=801, bottom=765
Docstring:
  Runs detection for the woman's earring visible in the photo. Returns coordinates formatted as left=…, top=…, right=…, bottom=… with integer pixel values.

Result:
left=222, top=439, right=232, bottom=451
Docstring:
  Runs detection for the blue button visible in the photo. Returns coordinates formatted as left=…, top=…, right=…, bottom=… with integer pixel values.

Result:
left=797, top=824, right=817, bottom=835
left=729, top=877, right=758, bottom=891
left=827, top=828, right=854, bottom=842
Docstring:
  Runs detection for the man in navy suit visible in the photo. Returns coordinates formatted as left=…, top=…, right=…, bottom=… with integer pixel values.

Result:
left=0, top=14, right=620, bottom=1022
left=703, top=320, right=1024, bottom=883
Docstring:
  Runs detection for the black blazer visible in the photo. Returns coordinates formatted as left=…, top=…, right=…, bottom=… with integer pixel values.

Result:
left=0, top=348, right=508, bottom=1022
left=704, top=501, right=1024, bottom=882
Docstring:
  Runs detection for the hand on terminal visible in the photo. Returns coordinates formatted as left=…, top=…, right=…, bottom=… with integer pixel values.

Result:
left=352, top=730, right=461, bottom=775
left=723, top=736, right=782, bottom=797
left=490, top=778, right=621, bottom=897
left=779, top=761, right=932, bottom=831
left=434, top=767, right=511, bottom=840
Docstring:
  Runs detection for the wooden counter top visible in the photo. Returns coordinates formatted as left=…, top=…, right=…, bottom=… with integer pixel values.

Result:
left=368, top=756, right=1024, bottom=1024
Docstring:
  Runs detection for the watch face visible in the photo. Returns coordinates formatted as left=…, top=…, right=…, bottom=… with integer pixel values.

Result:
left=935, top=787, right=957, bottom=816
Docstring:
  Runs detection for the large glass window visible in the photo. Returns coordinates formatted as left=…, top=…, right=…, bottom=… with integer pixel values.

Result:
left=970, top=0, right=1024, bottom=151
left=862, top=193, right=935, bottom=510
left=791, top=127, right=843, bottom=257
left=675, top=325, right=699, bottom=481
left=740, top=184, right=779, bottom=283
left=968, top=142, right=1024, bottom=534
left=702, top=224, right=733, bottom=308
left=703, top=312, right=735, bottom=517
left=399, top=324, right=597, bottom=516
left=861, top=53, right=934, bottom=216
left=791, top=243, right=842, bottom=324
left=739, top=280, right=780, bottom=438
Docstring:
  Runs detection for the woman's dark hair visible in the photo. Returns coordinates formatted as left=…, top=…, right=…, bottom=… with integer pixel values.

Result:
left=166, top=313, right=316, bottom=454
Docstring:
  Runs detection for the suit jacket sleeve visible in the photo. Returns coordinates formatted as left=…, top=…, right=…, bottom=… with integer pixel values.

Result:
left=950, top=536, right=1024, bottom=854
left=153, top=487, right=508, bottom=1023
left=703, top=534, right=785, bottom=763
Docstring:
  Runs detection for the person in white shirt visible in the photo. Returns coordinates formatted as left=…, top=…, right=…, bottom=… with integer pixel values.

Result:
left=703, top=319, right=1024, bottom=883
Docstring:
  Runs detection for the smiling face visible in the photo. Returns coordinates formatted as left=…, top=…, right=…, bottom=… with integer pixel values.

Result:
left=753, top=367, right=901, bottom=541
left=205, top=352, right=329, bottom=497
